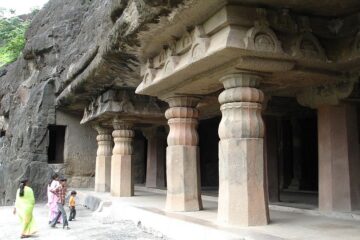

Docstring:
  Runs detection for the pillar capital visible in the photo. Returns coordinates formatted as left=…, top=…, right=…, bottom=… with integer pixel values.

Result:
left=113, top=118, right=133, bottom=130
left=93, top=124, right=112, bottom=135
left=219, top=72, right=262, bottom=89
left=163, top=95, right=201, bottom=108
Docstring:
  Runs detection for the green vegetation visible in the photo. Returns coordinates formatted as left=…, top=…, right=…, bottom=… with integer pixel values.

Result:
left=0, top=8, right=30, bottom=67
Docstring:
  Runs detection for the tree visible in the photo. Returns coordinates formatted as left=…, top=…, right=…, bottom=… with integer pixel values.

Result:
left=0, top=9, right=30, bottom=67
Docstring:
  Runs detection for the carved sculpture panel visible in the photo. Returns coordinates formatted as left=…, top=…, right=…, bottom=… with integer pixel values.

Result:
left=291, top=32, right=326, bottom=60
left=140, top=25, right=210, bottom=87
left=245, top=26, right=282, bottom=53
left=81, top=89, right=165, bottom=124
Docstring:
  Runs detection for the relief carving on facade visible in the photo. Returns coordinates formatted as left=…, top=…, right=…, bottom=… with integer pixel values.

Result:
left=141, top=25, right=210, bottom=87
left=273, top=9, right=298, bottom=33
left=244, top=8, right=282, bottom=53
left=291, top=16, right=326, bottom=61
left=291, top=32, right=326, bottom=60
left=296, top=77, right=356, bottom=108
left=81, top=89, right=165, bottom=124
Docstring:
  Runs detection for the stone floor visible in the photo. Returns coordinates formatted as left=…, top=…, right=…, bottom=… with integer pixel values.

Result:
left=80, top=187, right=360, bottom=240
left=0, top=204, right=169, bottom=240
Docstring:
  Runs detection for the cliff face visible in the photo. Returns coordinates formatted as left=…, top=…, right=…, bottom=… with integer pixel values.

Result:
left=0, top=0, right=183, bottom=205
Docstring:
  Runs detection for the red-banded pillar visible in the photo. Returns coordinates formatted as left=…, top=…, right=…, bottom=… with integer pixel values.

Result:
left=143, top=126, right=166, bottom=188
left=111, top=119, right=134, bottom=197
left=218, top=73, right=269, bottom=226
left=94, top=125, right=113, bottom=192
left=164, top=96, right=203, bottom=211
left=318, top=104, right=360, bottom=212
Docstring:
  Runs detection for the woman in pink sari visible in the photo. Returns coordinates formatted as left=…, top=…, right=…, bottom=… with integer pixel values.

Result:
left=47, top=174, right=62, bottom=223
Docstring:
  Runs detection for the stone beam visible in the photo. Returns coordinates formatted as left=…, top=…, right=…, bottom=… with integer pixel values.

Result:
left=136, top=4, right=355, bottom=98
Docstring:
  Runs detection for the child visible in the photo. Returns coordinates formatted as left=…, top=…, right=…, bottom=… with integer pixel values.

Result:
left=50, top=178, right=70, bottom=229
left=68, top=191, right=77, bottom=221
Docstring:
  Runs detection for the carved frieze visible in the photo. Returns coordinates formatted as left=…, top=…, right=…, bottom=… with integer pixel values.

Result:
left=291, top=32, right=326, bottom=60
left=81, top=89, right=166, bottom=124
left=136, top=4, right=341, bottom=97
left=296, top=77, right=357, bottom=108
left=273, top=9, right=298, bottom=33
left=244, top=26, right=282, bottom=53
left=245, top=8, right=282, bottom=53
left=140, top=25, right=210, bottom=88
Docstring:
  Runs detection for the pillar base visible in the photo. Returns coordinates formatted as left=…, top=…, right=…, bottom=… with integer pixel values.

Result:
left=165, top=145, right=202, bottom=212
left=111, top=154, right=134, bottom=197
left=218, top=138, right=269, bottom=226
left=95, top=155, right=111, bottom=192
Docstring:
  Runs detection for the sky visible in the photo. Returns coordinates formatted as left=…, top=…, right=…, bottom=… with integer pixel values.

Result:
left=0, top=0, right=49, bottom=16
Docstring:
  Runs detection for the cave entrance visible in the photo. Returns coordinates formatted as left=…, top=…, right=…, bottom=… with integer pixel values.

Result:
left=0, top=130, right=5, bottom=137
left=48, top=125, right=66, bottom=164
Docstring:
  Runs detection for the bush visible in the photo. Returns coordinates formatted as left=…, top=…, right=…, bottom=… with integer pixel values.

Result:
left=0, top=10, right=30, bottom=67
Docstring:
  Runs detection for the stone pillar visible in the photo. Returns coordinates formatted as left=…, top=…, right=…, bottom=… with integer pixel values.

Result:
left=111, top=119, right=135, bottom=197
left=94, top=125, right=113, bottom=192
left=143, top=126, right=166, bottom=188
left=218, top=73, right=269, bottom=226
left=265, top=116, right=280, bottom=202
left=288, top=118, right=302, bottom=190
left=318, top=104, right=360, bottom=212
left=164, top=96, right=203, bottom=211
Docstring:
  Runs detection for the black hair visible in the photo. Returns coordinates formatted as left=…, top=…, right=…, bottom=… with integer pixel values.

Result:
left=71, top=191, right=77, bottom=195
left=59, top=177, right=67, bottom=182
left=49, top=173, right=59, bottom=186
left=19, top=179, right=28, bottom=197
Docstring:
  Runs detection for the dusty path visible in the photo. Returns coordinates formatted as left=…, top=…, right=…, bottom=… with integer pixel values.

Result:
left=0, top=204, right=167, bottom=240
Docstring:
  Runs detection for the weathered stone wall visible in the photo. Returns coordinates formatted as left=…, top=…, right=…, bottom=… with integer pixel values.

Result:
left=0, top=0, right=184, bottom=205
left=0, top=0, right=114, bottom=205
left=55, top=111, right=97, bottom=188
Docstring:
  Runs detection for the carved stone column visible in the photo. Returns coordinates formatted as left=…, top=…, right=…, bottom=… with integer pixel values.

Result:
left=143, top=126, right=166, bottom=188
left=94, top=125, right=113, bottom=192
left=218, top=73, right=269, bottom=226
left=318, top=104, right=360, bottom=212
left=289, top=118, right=302, bottom=190
left=164, top=96, right=203, bottom=211
left=111, top=119, right=135, bottom=197
left=264, top=116, right=280, bottom=202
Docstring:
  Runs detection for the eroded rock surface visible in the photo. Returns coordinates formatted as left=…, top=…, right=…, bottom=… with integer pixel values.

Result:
left=0, top=0, right=183, bottom=205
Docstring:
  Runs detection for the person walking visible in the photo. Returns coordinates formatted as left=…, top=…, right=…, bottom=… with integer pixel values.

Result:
left=13, top=178, right=37, bottom=238
left=68, top=191, right=77, bottom=221
left=47, top=173, right=62, bottom=224
left=50, top=177, right=70, bottom=229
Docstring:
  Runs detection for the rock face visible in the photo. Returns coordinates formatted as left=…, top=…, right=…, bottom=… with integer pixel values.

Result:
left=0, top=0, right=112, bottom=205
left=0, top=0, right=182, bottom=205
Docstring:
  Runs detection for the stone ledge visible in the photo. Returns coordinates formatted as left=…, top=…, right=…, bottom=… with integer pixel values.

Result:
left=133, top=186, right=360, bottom=222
